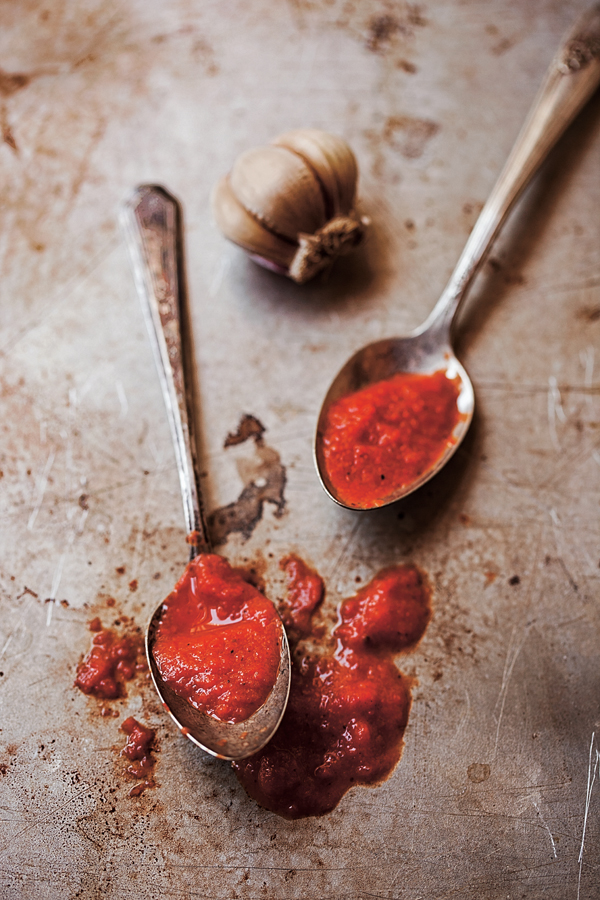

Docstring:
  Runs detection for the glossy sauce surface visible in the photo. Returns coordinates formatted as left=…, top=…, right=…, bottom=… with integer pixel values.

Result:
left=152, top=553, right=281, bottom=724
left=233, top=559, right=431, bottom=819
left=321, top=369, right=463, bottom=507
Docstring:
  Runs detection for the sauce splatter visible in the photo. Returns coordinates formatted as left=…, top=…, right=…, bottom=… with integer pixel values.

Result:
left=152, top=553, right=281, bottom=724
left=233, top=562, right=431, bottom=819
left=321, top=369, right=463, bottom=508
left=75, top=619, right=157, bottom=797
left=120, top=716, right=157, bottom=797
left=75, top=625, right=143, bottom=700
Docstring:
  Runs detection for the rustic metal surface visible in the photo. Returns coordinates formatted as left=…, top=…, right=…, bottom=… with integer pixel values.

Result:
left=0, top=1, right=599, bottom=898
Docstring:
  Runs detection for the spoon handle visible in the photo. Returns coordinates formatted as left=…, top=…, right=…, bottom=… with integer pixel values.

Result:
left=425, top=3, right=600, bottom=337
left=121, top=185, right=211, bottom=556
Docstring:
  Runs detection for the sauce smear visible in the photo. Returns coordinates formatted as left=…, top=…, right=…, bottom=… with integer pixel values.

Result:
left=233, top=559, right=431, bottom=819
left=152, top=553, right=281, bottom=724
left=321, top=369, right=463, bottom=507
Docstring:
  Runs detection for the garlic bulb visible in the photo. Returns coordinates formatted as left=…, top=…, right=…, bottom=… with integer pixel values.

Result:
left=211, top=128, right=368, bottom=284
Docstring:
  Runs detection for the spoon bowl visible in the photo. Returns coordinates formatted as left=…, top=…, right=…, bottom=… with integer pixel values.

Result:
left=315, top=4, right=600, bottom=511
left=146, top=603, right=290, bottom=760
left=315, top=331, right=474, bottom=510
left=122, top=185, right=291, bottom=760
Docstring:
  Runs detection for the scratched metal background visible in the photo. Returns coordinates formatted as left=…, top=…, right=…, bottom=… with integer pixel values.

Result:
left=0, top=0, right=599, bottom=897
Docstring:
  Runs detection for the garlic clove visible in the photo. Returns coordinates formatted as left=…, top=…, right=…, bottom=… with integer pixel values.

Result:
left=230, top=145, right=326, bottom=242
left=272, top=129, right=358, bottom=217
left=211, top=175, right=296, bottom=270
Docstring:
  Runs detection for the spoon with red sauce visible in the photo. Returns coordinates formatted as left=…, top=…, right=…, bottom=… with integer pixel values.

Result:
left=315, top=5, right=600, bottom=511
left=122, top=186, right=290, bottom=760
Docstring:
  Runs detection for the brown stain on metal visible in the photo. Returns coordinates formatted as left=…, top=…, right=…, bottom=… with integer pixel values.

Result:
left=383, top=114, right=440, bottom=159
left=298, top=1, right=427, bottom=86
left=224, top=413, right=265, bottom=447
left=0, top=68, right=40, bottom=153
left=364, top=6, right=427, bottom=54
left=238, top=549, right=269, bottom=593
left=0, top=69, right=32, bottom=97
left=209, top=416, right=286, bottom=546
left=0, top=8, right=161, bottom=306
left=577, top=304, right=600, bottom=322
left=396, top=58, right=417, bottom=73
left=2, top=121, right=17, bottom=152
left=366, top=13, right=403, bottom=52
left=0, top=742, right=19, bottom=777
left=364, top=113, right=440, bottom=176
left=467, top=762, right=491, bottom=783
left=16, top=586, right=38, bottom=600
left=425, top=561, right=480, bottom=672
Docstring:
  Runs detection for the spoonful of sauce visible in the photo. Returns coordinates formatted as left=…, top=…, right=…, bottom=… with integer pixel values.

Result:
left=122, top=186, right=290, bottom=759
left=315, top=4, right=600, bottom=511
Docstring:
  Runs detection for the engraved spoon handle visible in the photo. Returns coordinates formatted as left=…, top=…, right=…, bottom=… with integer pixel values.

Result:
left=424, top=3, right=600, bottom=338
left=121, top=185, right=210, bottom=556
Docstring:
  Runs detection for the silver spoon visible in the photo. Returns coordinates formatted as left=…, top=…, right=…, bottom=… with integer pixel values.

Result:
left=315, top=4, right=600, bottom=511
left=121, top=185, right=290, bottom=760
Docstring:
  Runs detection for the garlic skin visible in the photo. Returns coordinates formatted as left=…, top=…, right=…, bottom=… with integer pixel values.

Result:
left=211, top=128, right=368, bottom=283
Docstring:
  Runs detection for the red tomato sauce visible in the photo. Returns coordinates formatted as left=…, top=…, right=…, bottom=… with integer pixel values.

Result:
left=152, top=553, right=281, bottom=724
left=321, top=369, right=463, bottom=508
left=120, top=716, right=157, bottom=797
left=233, top=562, right=431, bottom=819
left=75, top=626, right=143, bottom=700
left=279, top=554, right=324, bottom=639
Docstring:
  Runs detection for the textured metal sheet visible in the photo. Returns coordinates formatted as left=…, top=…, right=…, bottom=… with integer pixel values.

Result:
left=0, top=1, right=599, bottom=897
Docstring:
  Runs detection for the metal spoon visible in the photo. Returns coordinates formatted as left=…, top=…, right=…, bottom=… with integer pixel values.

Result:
left=121, top=185, right=290, bottom=760
left=315, top=4, right=600, bottom=511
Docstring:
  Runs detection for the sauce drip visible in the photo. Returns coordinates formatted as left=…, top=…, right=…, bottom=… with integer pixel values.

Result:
left=152, top=553, right=281, bottom=724
left=75, top=625, right=143, bottom=700
left=321, top=369, right=463, bottom=507
left=120, top=716, right=157, bottom=797
left=233, top=560, right=431, bottom=819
